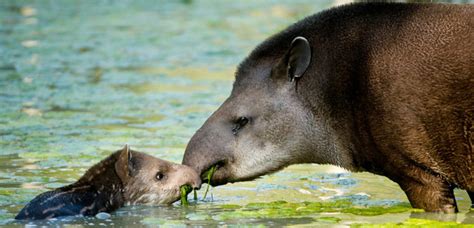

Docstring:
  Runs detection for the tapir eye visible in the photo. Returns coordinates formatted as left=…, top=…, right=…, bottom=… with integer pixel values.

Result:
left=156, top=172, right=164, bottom=181
left=232, top=117, right=249, bottom=135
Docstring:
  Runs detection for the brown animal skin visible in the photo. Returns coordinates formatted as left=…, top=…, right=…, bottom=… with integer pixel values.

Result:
left=182, top=2, right=473, bottom=213
left=15, top=146, right=201, bottom=220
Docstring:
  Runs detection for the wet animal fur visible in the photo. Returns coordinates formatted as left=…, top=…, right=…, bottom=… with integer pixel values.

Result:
left=15, top=146, right=200, bottom=220
left=183, top=2, right=473, bottom=213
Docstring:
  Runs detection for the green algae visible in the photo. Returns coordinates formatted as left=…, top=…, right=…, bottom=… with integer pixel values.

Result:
left=317, top=216, right=341, bottom=223
left=220, top=204, right=242, bottom=210
left=19, top=151, right=65, bottom=160
left=213, top=200, right=414, bottom=221
left=342, top=203, right=418, bottom=216
left=352, top=218, right=471, bottom=227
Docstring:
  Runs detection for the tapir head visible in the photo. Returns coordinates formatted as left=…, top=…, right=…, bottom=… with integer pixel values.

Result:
left=116, top=146, right=201, bottom=205
left=183, top=37, right=335, bottom=186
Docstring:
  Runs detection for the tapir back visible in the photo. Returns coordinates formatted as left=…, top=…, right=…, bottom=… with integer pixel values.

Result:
left=15, top=187, right=98, bottom=220
left=350, top=3, right=473, bottom=190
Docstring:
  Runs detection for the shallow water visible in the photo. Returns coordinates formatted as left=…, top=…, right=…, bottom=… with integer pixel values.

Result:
left=0, top=0, right=473, bottom=227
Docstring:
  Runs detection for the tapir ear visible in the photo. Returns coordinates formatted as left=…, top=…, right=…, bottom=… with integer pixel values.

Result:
left=285, top=36, right=311, bottom=82
left=115, top=144, right=133, bottom=183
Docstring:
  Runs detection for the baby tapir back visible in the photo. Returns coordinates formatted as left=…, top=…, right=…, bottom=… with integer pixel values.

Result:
left=15, top=146, right=201, bottom=220
left=14, top=185, right=116, bottom=220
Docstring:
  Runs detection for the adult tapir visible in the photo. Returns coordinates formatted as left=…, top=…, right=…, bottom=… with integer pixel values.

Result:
left=183, top=2, right=473, bottom=213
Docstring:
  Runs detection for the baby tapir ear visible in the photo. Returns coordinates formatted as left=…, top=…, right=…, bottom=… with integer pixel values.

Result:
left=286, top=36, right=311, bottom=82
left=115, top=144, right=133, bottom=183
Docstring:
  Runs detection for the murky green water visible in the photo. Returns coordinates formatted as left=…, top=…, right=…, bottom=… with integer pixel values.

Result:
left=1, top=0, right=473, bottom=227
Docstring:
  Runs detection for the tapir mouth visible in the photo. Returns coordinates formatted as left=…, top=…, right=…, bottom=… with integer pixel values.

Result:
left=201, top=160, right=227, bottom=186
left=200, top=159, right=273, bottom=186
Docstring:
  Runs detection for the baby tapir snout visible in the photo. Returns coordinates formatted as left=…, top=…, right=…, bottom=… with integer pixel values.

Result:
left=172, top=164, right=202, bottom=190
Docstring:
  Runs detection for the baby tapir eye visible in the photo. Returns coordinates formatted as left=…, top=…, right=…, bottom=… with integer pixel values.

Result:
left=232, top=117, right=249, bottom=135
left=156, top=172, right=164, bottom=181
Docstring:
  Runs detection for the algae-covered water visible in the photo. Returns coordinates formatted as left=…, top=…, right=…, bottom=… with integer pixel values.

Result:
left=1, top=0, right=473, bottom=227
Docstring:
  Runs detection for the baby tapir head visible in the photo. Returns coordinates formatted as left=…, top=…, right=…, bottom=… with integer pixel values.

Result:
left=15, top=146, right=201, bottom=220
left=117, top=146, right=201, bottom=205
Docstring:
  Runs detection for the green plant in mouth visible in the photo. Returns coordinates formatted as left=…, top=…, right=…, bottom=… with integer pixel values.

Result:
left=202, top=165, right=217, bottom=200
left=180, top=185, right=192, bottom=205
left=182, top=165, right=216, bottom=203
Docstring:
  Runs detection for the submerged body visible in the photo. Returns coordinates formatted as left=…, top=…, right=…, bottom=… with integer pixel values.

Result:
left=183, top=3, right=473, bottom=212
left=16, top=146, right=200, bottom=220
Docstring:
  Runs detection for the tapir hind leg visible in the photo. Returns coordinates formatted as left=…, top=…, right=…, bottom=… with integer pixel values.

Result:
left=397, top=171, right=458, bottom=213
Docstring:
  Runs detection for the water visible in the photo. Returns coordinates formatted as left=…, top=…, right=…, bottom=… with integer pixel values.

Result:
left=0, top=0, right=473, bottom=226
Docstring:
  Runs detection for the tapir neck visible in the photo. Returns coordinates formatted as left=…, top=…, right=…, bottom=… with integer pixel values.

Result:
left=71, top=151, right=127, bottom=213
left=295, top=66, right=359, bottom=171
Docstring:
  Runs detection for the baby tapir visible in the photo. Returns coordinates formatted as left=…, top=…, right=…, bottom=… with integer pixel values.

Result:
left=15, top=145, right=201, bottom=220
